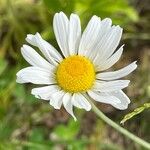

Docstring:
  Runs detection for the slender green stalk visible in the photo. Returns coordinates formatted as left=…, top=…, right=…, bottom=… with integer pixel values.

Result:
left=86, top=97, right=150, bottom=149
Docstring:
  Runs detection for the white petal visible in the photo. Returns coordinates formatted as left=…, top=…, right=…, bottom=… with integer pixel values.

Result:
left=94, top=45, right=124, bottom=71
left=101, top=26, right=123, bottom=59
left=26, top=33, right=63, bottom=64
left=31, top=85, right=60, bottom=100
left=86, top=18, right=112, bottom=60
left=62, top=93, right=76, bottom=121
left=93, top=80, right=130, bottom=92
left=87, top=90, right=121, bottom=105
left=21, top=45, right=54, bottom=70
left=72, top=93, right=91, bottom=111
left=94, top=26, right=122, bottom=63
left=50, top=90, right=65, bottom=109
left=16, top=67, right=55, bottom=84
left=68, top=14, right=81, bottom=55
left=99, top=18, right=112, bottom=36
left=78, top=15, right=101, bottom=56
left=53, top=12, right=69, bottom=57
left=96, top=61, right=137, bottom=80
left=109, top=90, right=130, bottom=110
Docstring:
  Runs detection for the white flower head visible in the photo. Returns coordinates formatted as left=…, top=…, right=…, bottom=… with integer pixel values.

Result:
left=16, top=12, right=137, bottom=121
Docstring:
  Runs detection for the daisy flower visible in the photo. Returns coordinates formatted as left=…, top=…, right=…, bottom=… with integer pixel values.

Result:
left=16, top=12, right=137, bottom=121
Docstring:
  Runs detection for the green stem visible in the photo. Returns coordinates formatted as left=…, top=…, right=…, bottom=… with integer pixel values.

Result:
left=87, top=98, right=150, bottom=149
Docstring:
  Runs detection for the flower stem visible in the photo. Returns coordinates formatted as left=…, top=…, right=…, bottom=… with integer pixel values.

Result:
left=88, top=99, right=150, bottom=149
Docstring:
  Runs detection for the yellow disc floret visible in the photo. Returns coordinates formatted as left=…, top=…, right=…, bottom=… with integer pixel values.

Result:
left=56, top=55, right=95, bottom=93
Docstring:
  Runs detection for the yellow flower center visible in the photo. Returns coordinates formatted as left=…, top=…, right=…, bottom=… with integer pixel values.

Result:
left=56, top=55, right=95, bottom=93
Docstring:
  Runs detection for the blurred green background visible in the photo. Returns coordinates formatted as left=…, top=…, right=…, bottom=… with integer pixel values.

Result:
left=0, top=0, right=150, bottom=149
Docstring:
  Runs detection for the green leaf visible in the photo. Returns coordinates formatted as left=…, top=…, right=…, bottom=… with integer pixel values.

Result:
left=43, top=0, right=62, bottom=11
left=0, top=58, right=7, bottom=75
left=120, top=103, right=150, bottom=124
left=43, top=0, right=75, bottom=13
left=27, top=128, right=50, bottom=150
left=53, top=119, right=80, bottom=140
left=66, top=139, right=87, bottom=150
left=29, top=128, right=45, bottom=142
left=99, top=142, right=123, bottom=150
